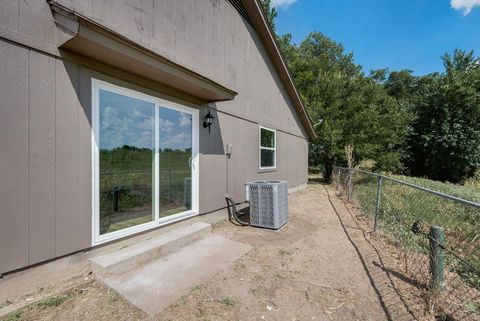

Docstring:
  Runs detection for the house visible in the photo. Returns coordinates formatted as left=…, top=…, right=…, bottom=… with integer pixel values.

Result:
left=0, top=0, right=315, bottom=276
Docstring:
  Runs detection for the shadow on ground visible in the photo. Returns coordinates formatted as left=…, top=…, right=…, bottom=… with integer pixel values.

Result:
left=323, top=185, right=430, bottom=321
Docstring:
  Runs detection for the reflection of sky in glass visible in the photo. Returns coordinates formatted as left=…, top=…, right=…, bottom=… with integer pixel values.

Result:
left=100, top=90, right=155, bottom=150
left=99, top=90, right=192, bottom=151
left=159, top=107, right=192, bottom=150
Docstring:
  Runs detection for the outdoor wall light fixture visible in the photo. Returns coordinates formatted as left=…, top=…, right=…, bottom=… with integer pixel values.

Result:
left=203, top=110, right=215, bottom=133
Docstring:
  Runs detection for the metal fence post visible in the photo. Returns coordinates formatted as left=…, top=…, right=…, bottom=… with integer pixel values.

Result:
left=113, top=187, right=119, bottom=212
left=347, top=169, right=352, bottom=202
left=374, top=176, right=382, bottom=232
left=336, top=167, right=340, bottom=193
left=429, top=226, right=446, bottom=292
left=168, top=168, right=172, bottom=200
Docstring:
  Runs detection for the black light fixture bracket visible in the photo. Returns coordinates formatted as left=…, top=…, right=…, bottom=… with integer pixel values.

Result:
left=203, top=109, right=215, bottom=134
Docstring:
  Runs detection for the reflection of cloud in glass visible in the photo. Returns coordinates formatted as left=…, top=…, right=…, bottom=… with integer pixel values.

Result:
left=160, top=108, right=192, bottom=150
left=179, top=112, right=191, bottom=127
left=161, top=132, right=191, bottom=149
left=99, top=90, right=192, bottom=151
left=159, top=118, right=174, bottom=133
left=99, top=90, right=154, bottom=150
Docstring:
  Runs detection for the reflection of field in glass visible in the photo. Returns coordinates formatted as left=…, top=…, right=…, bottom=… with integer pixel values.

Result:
left=99, top=147, right=191, bottom=234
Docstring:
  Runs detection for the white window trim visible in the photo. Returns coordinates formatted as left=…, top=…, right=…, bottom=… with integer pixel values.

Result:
left=91, top=79, right=199, bottom=246
left=259, top=126, right=277, bottom=170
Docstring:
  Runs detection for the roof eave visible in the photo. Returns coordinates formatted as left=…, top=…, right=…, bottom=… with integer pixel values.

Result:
left=48, top=0, right=237, bottom=103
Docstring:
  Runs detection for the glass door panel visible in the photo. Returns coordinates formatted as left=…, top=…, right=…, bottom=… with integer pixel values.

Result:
left=159, top=107, right=193, bottom=218
left=98, top=89, right=155, bottom=235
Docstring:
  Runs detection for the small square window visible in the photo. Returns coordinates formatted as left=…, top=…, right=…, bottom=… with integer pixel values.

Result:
left=259, top=127, right=276, bottom=169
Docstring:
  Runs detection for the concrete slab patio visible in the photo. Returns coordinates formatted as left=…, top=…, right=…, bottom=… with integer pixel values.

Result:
left=99, top=234, right=252, bottom=315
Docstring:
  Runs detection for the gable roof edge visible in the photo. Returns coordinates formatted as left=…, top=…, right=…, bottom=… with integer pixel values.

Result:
left=242, top=0, right=316, bottom=139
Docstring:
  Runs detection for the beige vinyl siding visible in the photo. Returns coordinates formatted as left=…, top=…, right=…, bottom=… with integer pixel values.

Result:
left=0, top=0, right=309, bottom=274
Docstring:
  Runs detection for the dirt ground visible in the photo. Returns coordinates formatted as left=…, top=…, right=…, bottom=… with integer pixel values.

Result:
left=2, top=182, right=437, bottom=321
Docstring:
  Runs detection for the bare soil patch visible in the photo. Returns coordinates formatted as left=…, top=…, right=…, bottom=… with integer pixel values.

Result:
left=330, top=183, right=479, bottom=321
left=2, top=183, right=403, bottom=321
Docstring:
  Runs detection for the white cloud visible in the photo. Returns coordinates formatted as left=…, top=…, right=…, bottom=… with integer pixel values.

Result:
left=179, top=113, right=191, bottom=127
left=159, top=118, right=174, bottom=133
left=137, top=117, right=154, bottom=130
left=451, top=0, right=480, bottom=15
left=100, top=106, right=154, bottom=149
left=160, top=132, right=192, bottom=150
left=271, top=0, right=298, bottom=9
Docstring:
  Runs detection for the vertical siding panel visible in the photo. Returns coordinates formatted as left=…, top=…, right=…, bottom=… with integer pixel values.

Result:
left=207, top=1, right=220, bottom=83
left=0, top=41, right=29, bottom=273
left=18, top=0, right=45, bottom=41
left=153, top=0, right=165, bottom=50
left=78, top=68, right=92, bottom=248
left=29, top=51, right=56, bottom=264
left=45, top=2, right=56, bottom=46
left=55, top=0, right=73, bottom=9
left=72, top=0, right=93, bottom=17
left=110, top=0, right=138, bottom=44
left=0, top=0, right=19, bottom=31
left=92, top=0, right=111, bottom=26
left=140, top=0, right=154, bottom=47
left=55, top=60, right=80, bottom=256
left=163, top=0, right=176, bottom=54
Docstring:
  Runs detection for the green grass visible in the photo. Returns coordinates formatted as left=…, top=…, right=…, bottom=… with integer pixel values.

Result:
left=218, top=297, right=236, bottom=306
left=4, top=311, right=21, bottom=321
left=350, top=172, right=480, bottom=290
left=392, top=175, right=480, bottom=203
left=35, top=294, right=72, bottom=309
left=2, top=293, right=74, bottom=321
left=279, top=249, right=292, bottom=256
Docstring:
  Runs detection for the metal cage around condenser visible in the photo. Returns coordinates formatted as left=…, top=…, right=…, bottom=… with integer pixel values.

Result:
left=246, top=181, right=288, bottom=229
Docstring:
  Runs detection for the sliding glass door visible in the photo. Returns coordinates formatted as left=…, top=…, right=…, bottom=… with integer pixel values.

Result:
left=159, top=107, right=193, bottom=217
left=98, top=89, right=156, bottom=235
left=92, top=80, right=198, bottom=244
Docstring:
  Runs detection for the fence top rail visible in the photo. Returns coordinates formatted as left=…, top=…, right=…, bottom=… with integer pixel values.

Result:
left=334, top=166, right=480, bottom=209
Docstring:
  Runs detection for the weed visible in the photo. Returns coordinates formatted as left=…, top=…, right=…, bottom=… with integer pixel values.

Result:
left=190, top=284, right=203, bottom=292
left=5, top=311, right=22, bottom=321
left=464, top=301, right=479, bottom=313
left=35, top=294, right=72, bottom=309
left=218, top=296, right=236, bottom=306
left=279, top=249, right=292, bottom=256
left=252, top=274, right=263, bottom=283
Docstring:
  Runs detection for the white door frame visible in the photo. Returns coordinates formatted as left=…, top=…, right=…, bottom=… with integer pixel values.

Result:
left=91, top=79, right=200, bottom=246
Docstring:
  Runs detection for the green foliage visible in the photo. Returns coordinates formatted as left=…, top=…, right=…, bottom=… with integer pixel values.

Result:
left=464, top=169, right=480, bottom=190
left=351, top=172, right=480, bottom=289
left=392, top=174, right=480, bottom=203
left=5, top=311, right=22, bottom=321
left=259, top=0, right=277, bottom=32
left=279, top=32, right=410, bottom=180
left=357, top=172, right=480, bottom=286
left=267, top=10, right=480, bottom=182
left=218, top=296, right=236, bottom=306
left=405, top=50, right=480, bottom=182
left=35, top=294, right=73, bottom=309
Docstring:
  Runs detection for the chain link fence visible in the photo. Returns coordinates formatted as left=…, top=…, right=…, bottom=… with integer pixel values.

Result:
left=332, top=166, right=480, bottom=320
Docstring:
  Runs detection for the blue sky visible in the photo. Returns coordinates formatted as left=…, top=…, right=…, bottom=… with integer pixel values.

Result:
left=273, top=0, right=480, bottom=75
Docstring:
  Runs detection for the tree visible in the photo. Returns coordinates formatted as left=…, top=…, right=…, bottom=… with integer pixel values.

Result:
left=281, top=32, right=410, bottom=180
left=259, top=0, right=277, bottom=32
left=407, top=50, right=480, bottom=182
left=261, top=5, right=480, bottom=182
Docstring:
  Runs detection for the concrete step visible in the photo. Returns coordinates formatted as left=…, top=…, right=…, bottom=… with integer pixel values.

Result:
left=100, top=234, right=252, bottom=315
left=90, top=222, right=211, bottom=279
